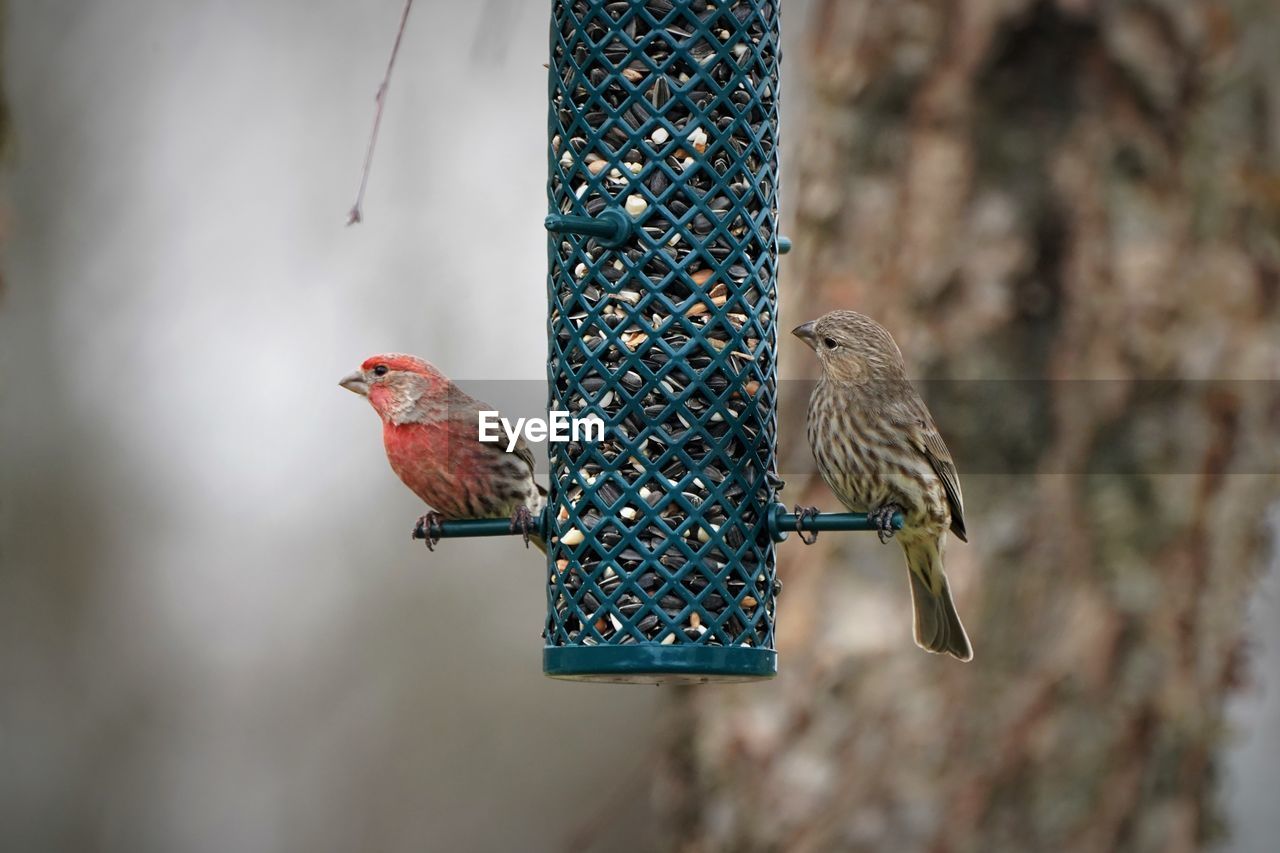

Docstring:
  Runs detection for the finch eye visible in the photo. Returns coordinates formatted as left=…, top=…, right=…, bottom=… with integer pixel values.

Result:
left=372, top=365, right=389, bottom=377
left=822, top=337, right=839, bottom=349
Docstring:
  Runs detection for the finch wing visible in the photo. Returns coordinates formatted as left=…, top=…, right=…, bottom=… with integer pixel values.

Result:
left=450, top=385, right=546, bottom=498
left=505, top=433, right=547, bottom=499
left=448, top=385, right=542, bottom=479
left=511, top=436, right=543, bottom=491
left=920, top=426, right=966, bottom=542
left=892, top=395, right=967, bottom=542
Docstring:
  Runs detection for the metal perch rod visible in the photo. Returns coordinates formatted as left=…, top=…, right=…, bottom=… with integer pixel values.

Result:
left=411, top=506, right=902, bottom=543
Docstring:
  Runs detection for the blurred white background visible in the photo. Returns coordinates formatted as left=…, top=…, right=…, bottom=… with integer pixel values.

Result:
left=2, top=2, right=658, bottom=850
left=1, top=2, right=1276, bottom=851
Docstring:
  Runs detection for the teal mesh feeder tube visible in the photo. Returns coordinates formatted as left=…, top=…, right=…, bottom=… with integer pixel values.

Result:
left=544, top=0, right=781, bottom=682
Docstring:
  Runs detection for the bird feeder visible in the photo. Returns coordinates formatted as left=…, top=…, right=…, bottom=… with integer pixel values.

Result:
left=416, top=0, right=897, bottom=683
left=544, top=0, right=783, bottom=683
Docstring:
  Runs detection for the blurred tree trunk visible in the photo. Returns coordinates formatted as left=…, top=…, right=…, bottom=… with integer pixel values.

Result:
left=658, top=1, right=1280, bottom=851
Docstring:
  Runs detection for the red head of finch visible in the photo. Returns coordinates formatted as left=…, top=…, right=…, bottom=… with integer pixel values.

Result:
left=339, top=353, right=545, bottom=550
left=794, top=311, right=973, bottom=661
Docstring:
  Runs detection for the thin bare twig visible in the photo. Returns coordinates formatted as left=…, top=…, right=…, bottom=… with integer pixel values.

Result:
left=347, top=0, right=415, bottom=226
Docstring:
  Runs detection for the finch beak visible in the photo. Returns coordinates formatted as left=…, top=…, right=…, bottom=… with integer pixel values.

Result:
left=339, top=370, right=369, bottom=396
left=792, top=321, right=819, bottom=350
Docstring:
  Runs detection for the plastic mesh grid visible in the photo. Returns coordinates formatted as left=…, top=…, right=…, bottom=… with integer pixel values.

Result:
left=545, top=0, right=780, bottom=679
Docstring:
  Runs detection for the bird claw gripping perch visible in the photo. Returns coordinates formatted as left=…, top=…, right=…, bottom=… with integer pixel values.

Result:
left=509, top=505, right=536, bottom=549
left=870, top=504, right=902, bottom=544
left=414, top=510, right=445, bottom=551
left=794, top=505, right=822, bottom=545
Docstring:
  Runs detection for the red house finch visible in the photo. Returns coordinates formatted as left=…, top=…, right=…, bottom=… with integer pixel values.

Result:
left=794, top=311, right=973, bottom=661
left=339, top=353, right=546, bottom=551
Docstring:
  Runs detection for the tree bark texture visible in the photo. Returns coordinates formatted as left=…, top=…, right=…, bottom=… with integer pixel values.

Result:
left=659, top=1, right=1280, bottom=851
left=1, top=0, right=10, bottom=299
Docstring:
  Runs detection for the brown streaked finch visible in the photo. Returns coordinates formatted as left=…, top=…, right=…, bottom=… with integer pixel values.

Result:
left=793, top=311, right=973, bottom=661
left=340, top=354, right=547, bottom=552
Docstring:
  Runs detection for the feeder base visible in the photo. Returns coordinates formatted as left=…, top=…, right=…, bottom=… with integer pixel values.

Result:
left=543, top=645, right=776, bottom=684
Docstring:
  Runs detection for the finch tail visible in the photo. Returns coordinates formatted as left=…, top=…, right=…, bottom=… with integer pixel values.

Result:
left=903, top=540, right=973, bottom=662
